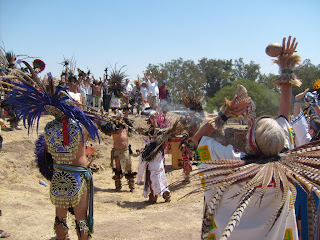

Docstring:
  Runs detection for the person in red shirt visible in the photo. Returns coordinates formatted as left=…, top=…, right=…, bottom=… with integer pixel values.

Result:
left=159, top=80, right=170, bottom=113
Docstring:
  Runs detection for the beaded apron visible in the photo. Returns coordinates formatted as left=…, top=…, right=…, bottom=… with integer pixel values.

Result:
left=44, top=119, right=84, bottom=164
left=50, top=166, right=88, bottom=208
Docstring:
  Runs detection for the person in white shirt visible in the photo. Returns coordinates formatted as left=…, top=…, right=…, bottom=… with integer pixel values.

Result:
left=124, top=79, right=133, bottom=96
left=139, top=75, right=150, bottom=110
left=143, top=70, right=162, bottom=110
left=84, top=77, right=93, bottom=107
left=122, top=79, right=132, bottom=119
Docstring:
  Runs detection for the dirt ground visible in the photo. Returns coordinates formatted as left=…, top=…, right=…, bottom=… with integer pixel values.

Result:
left=0, top=113, right=204, bottom=240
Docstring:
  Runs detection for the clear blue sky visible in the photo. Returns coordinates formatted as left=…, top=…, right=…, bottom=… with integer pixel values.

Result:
left=1, top=0, right=319, bottom=81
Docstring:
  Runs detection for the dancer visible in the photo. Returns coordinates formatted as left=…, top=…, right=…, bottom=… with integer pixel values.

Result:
left=137, top=115, right=182, bottom=203
left=178, top=88, right=204, bottom=183
left=187, top=36, right=316, bottom=240
left=98, top=111, right=136, bottom=192
left=5, top=63, right=100, bottom=240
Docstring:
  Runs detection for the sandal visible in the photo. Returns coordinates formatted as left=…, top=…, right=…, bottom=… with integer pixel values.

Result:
left=0, top=230, right=10, bottom=238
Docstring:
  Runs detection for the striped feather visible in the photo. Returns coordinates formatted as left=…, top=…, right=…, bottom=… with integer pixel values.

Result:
left=220, top=188, right=255, bottom=240
left=258, top=164, right=274, bottom=206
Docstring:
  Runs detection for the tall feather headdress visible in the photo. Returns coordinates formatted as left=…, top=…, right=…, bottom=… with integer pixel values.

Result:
left=142, top=120, right=184, bottom=162
left=108, top=64, right=127, bottom=98
left=3, top=62, right=100, bottom=143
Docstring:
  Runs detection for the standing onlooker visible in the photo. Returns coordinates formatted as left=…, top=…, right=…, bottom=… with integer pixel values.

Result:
left=134, top=86, right=143, bottom=116
left=130, top=77, right=141, bottom=114
left=124, top=79, right=133, bottom=97
left=140, top=79, right=149, bottom=110
left=92, top=78, right=103, bottom=109
left=84, top=77, right=93, bottom=107
left=159, top=79, right=170, bottom=113
left=143, top=70, right=162, bottom=111
left=122, top=79, right=132, bottom=119
left=79, top=79, right=87, bottom=106
left=102, top=76, right=111, bottom=114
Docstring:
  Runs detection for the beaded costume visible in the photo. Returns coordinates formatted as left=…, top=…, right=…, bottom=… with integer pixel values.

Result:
left=3, top=60, right=99, bottom=238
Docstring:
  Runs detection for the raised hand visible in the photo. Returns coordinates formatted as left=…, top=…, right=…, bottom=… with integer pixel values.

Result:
left=281, top=36, right=298, bottom=55
left=295, top=88, right=309, bottom=100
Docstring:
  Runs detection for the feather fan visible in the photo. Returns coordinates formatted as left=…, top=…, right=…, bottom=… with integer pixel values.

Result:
left=108, top=65, right=127, bottom=98
left=182, top=140, right=320, bottom=240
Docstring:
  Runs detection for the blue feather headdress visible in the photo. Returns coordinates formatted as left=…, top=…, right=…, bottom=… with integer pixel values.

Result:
left=5, top=73, right=100, bottom=144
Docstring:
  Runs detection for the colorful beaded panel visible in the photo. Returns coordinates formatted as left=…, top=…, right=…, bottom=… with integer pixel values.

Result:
left=44, top=105, right=65, bottom=120
left=50, top=169, right=87, bottom=208
left=44, top=119, right=84, bottom=164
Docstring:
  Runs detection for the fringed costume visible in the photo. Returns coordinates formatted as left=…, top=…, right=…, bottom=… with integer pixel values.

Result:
left=137, top=149, right=170, bottom=202
left=4, top=62, right=99, bottom=239
left=178, top=88, right=204, bottom=183
left=137, top=121, right=183, bottom=203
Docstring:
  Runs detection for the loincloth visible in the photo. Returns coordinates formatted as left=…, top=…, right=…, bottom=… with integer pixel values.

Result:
left=50, top=165, right=91, bottom=208
left=111, top=148, right=132, bottom=172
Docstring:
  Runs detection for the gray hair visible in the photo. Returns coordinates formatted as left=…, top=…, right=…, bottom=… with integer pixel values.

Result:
left=246, top=118, right=285, bottom=156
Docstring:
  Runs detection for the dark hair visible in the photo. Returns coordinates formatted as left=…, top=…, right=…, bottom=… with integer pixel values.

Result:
left=310, top=115, right=320, bottom=141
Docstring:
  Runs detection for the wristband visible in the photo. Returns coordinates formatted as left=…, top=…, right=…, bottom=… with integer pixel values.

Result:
left=294, top=98, right=301, bottom=103
left=281, top=69, right=293, bottom=74
left=218, top=111, right=228, bottom=122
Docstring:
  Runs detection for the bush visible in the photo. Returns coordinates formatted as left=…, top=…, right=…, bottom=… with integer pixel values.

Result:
left=205, top=79, right=280, bottom=116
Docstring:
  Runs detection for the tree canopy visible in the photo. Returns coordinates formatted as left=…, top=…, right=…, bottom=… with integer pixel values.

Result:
left=205, top=79, right=281, bottom=116
left=142, top=57, right=320, bottom=115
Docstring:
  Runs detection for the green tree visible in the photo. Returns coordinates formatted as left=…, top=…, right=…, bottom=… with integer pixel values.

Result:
left=233, top=58, right=262, bottom=82
left=293, top=59, right=320, bottom=96
left=205, top=79, right=280, bottom=117
left=145, top=58, right=206, bottom=104
left=257, top=73, right=280, bottom=93
left=198, top=58, right=234, bottom=98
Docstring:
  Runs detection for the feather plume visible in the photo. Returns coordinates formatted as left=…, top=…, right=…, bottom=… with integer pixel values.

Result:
left=220, top=188, right=255, bottom=240
left=5, top=78, right=100, bottom=143
left=142, top=120, right=184, bottom=162
left=34, top=134, right=53, bottom=181
left=188, top=139, right=320, bottom=239
left=108, top=64, right=127, bottom=98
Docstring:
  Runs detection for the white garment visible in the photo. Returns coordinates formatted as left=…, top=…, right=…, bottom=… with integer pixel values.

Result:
left=276, top=116, right=294, bottom=150
left=291, top=112, right=312, bottom=146
left=110, top=94, right=120, bottom=108
left=198, top=136, right=298, bottom=240
left=85, top=84, right=92, bottom=95
left=125, top=84, right=133, bottom=94
left=137, top=151, right=169, bottom=198
left=147, top=80, right=159, bottom=97
left=79, top=85, right=86, bottom=99
left=67, top=91, right=82, bottom=104
left=141, top=86, right=149, bottom=100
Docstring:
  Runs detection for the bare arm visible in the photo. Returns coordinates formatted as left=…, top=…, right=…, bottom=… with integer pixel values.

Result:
left=293, top=88, right=309, bottom=117
left=278, top=36, right=298, bottom=121
left=190, top=123, right=215, bottom=145
left=279, top=84, right=292, bottom=120
left=156, top=70, right=162, bottom=81
left=143, top=71, right=149, bottom=82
